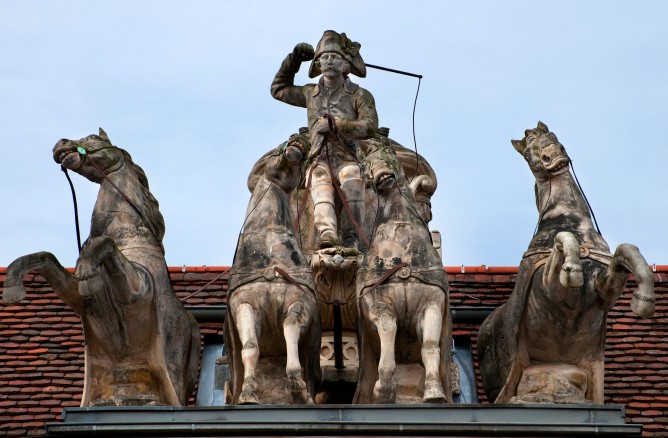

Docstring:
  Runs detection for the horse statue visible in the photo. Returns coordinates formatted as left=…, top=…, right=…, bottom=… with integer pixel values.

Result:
left=2, top=129, right=200, bottom=406
left=353, top=137, right=452, bottom=404
left=224, top=134, right=321, bottom=404
left=477, top=121, right=655, bottom=404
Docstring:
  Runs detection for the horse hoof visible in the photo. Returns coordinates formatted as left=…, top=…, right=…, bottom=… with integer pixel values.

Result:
left=287, top=375, right=309, bottom=404
left=631, top=295, right=655, bottom=319
left=2, top=285, right=26, bottom=305
left=238, top=391, right=259, bottom=405
left=373, top=380, right=396, bottom=404
left=423, top=383, right=447, bottom=403
left=238, top=378, right=259, bottom=405
left=560, top=263, right=583, bottom=288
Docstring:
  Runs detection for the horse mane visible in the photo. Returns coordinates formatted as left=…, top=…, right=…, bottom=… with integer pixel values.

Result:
left=120, top=149, right=166, bottom=245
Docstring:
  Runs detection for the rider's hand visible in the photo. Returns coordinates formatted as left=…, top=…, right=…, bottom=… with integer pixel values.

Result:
left=293, top=43, right=315, bottom=62
left=315, top=116, right=331, bottom=134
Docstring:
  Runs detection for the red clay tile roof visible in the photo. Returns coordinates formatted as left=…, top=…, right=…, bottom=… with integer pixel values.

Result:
left=0, top=266, right=666, bottom=437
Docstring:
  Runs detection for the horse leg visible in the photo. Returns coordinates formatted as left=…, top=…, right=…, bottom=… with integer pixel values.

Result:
left=4, top=252, right=82, bottom=313
left=76, top=236, right=149, bottom=303
left=420, top=302, right=448, bottom=403
left=596, top=243, right=655, bottom=318
left=234, top=302, right=260, bottom=405
left=542, top=231, right=584, bottom=301
left=284, top=300, right=311, bottom=404
left=369, top=302, right=397, bottom=404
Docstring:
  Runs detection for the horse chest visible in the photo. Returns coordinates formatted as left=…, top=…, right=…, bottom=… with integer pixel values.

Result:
left=524, top=290, right=606, bottom=362
left=82, top=292, right=156, bottom=357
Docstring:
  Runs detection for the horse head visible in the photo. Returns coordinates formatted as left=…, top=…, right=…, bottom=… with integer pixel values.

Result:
left=512, top=121, right=570, bottom=183
left=364, top=139, right=404, bottom=193
left=53, top=128, right=126, bottom=183
left=256, top=133, right=310, bottom=194
left=54, top=128, right=165, bottom=249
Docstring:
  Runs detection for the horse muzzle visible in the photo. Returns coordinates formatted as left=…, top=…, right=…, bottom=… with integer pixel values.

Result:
left=284, top=145, right=304, bottom=163
left=53, top=140, right=85, bottom=170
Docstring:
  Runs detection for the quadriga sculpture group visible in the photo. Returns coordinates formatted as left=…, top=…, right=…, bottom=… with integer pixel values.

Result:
left=0, top=30, right=655, bottom=410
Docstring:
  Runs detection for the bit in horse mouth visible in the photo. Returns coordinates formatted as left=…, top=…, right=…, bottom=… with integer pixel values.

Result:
left=287, top=140, right=307, bottom=155
left=57, top=150, right=75, bottom=162
left=546, top=157, right=569, bottom=173
left=54, top=145, right=85, bottom=170
left=376, top=172, right=395, bottom=188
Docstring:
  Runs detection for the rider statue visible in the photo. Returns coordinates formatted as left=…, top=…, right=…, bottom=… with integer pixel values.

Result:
left=271, top=30, right=379, bottom=251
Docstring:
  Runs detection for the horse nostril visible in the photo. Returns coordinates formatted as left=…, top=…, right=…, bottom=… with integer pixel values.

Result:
left=541, top=154, right=551, bottom=164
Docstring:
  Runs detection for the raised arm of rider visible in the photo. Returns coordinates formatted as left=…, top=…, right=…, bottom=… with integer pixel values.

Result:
left=270, top=43, right=314, bottom=107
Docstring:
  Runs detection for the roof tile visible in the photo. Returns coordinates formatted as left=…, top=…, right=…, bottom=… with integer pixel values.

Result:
left=0, top=267, right=665, bottom=436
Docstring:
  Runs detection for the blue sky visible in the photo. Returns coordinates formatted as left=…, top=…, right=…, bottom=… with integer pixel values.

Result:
left=1, top=1, right=666, bottom=268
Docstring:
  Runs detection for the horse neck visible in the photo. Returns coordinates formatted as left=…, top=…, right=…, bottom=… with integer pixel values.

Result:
left=379, top=186, right=412, bottom=223
left=242, top=174, right=293, bottom=233
left=366, top=181, right=442, bottom=269
left=375, top=181, right=432, bottom=243
left=531, top=170, right=609, bottom=251
left=91, top=163, right=146, bottom=236
left=234, top=174, right=306, bottom=271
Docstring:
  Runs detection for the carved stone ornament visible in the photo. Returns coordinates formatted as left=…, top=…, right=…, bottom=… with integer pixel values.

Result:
left=2, top=129, right=200, bottom=407
left=477, top=121, right=655, bottom=404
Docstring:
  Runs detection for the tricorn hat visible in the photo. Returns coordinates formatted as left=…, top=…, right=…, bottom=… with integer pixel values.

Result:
left=309, top=30, right=366, bottom=78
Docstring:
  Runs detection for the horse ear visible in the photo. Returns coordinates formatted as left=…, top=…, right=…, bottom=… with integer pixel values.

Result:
left=537, top=121, right=549, bottom=133
left=98, top=128, right=110, bottom=142
left=511, top=139, right=526, bottom=155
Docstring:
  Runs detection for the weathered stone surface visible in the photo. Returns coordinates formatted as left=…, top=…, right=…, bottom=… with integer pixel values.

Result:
left=271, top=30, right=377, bottom=252
left=224, top=136, right=321, bottom=405
left=311, top=249, right=361, bottom=330
left=233, top=32, right=446, bottom=407
left=477, top=121, right=655, bottom=404
left=511, top=364, right=590, bottom=404
left=2, top=129, right=200, bottom=407
left=353, top=136, right=452, bottom=404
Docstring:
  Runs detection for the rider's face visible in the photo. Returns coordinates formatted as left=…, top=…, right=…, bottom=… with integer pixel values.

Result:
left=319, top=52, right=346, bottom=77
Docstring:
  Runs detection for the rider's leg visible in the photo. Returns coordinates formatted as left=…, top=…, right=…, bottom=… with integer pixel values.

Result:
left=310, top=162, right=338, bottom=248
left=338, top=163, right=365, bottom=250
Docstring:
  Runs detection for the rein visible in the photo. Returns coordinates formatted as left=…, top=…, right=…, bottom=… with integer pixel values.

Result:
left=569, top=160, right=602, bottom=235
left=61, top=166, right=82, bottom=254
left=180, top=270, right=229, bottom=302
left=324, top=144, right=371, bottom=248
left=273, top=267, right=320, bottom=302
left=232, top=148, right=285, bottom=265
left=356, top=262, right=409, bottom=301
left=274, top=262, right=410, bottom=306
left=294, top=113, right=371, bottom=248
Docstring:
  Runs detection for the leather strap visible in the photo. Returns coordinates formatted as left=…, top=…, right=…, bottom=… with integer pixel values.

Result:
left=357, top=262, right=409, bottom=300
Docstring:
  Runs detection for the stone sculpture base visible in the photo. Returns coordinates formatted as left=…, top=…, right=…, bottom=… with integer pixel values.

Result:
left=225, top=357, right=314, bottom=405
left=510, top=364, right=590, bottom=405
